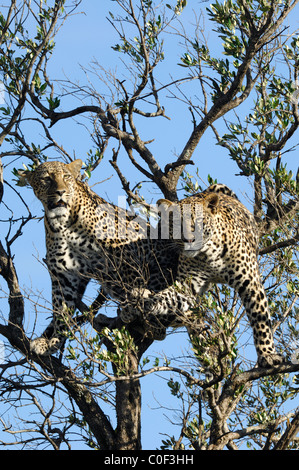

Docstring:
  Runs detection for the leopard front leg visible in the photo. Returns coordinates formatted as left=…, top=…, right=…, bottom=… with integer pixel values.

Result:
left=30, top=275, right=88, bottom=356
left=119, top=285, right=193, bottom=340
left=118, top=288, right=167, bottom=339
left=119, top=288, right=152, bottom=323
left=30, top=302, right=72, bottom=356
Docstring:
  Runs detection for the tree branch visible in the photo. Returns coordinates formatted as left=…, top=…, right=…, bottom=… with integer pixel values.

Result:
left=259, top=232, right=299, bottom=255
left=0, top=241, right=24, bottom=328
left=274, top=410, right=299, bottom=450
left=0, top=323, right=117, bottom=449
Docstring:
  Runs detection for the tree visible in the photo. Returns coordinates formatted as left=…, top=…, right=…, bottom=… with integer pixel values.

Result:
left=0, top=0, right=298, bottom=450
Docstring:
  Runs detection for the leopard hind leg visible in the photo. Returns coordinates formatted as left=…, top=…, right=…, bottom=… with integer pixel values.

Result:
left=236, top=274, right=285, bottom=367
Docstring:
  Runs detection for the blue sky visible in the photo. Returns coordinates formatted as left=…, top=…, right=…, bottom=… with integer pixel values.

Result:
left=1, top=0, right=299, bottom=450
left=44, top=0, right=244, bottom=197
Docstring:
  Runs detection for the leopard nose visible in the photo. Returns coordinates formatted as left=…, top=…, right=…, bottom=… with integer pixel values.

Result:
left=55, top=189, right=66, bottom=196
left=182, top=236, right=195, bottom=244
left=182, top=226, right=195, bottom=243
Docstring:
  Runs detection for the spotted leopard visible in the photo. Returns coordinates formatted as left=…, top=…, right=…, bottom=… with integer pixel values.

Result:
left=20, top=160, right=283, bottom=367
left=121, top=185, right=284, bottom=368
left=19, top=159, right=178, bottom=355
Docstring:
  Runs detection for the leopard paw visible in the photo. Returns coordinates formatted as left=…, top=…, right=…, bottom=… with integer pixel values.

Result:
left=131, top=288, right=152, bottom=299
left=30, top=336, right=62, bottom=356
left=258, top=353, right=286, bottom=368
left=151, top=327, right=167, bottom=341
left=30, top=337, right=50, bottom=355
left=119, top=305, right=140, bottom=323
left=119, top=298, right=148, bottom=324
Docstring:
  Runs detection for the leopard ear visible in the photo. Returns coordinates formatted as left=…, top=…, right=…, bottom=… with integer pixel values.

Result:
left=66, top=159, right=83, bottom=178
left=16, top=169, right=34, bottom=187
left=157, top=199, right=173, bottom=212
left=204, top=193, right=219, bottom=214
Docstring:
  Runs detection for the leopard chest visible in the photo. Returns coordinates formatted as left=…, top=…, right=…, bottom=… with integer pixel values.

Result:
left=45, top=224, right=100, bottom=274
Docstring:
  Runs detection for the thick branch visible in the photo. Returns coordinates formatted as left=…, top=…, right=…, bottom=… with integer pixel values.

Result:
left=259, top=233, right=299, bottom=255
left=258, top=198, right=299, bottom=235
left=274, top=411, right=299, bottom=450
left=0, top=323, right=117, bottom=449
left=0, top=157, right=3, bottom=204
left=0, top=241, right=24, bottom=328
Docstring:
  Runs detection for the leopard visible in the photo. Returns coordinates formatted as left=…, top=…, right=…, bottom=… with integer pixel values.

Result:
left=20, top=159, right=283, bottom=367
left=120, top=184, right=284, bottom=368
left=19, top=159, right=179, bottom=356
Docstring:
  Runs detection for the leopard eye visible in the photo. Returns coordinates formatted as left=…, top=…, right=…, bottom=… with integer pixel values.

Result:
left=44, top=176, right=52, bottom=185
left=63, top=174, right=72, bottom=182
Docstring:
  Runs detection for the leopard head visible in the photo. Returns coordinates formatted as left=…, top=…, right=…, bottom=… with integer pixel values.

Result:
left=157, top=192, right=219, bottom=258
left=19, top=160, right=83, bottom=221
